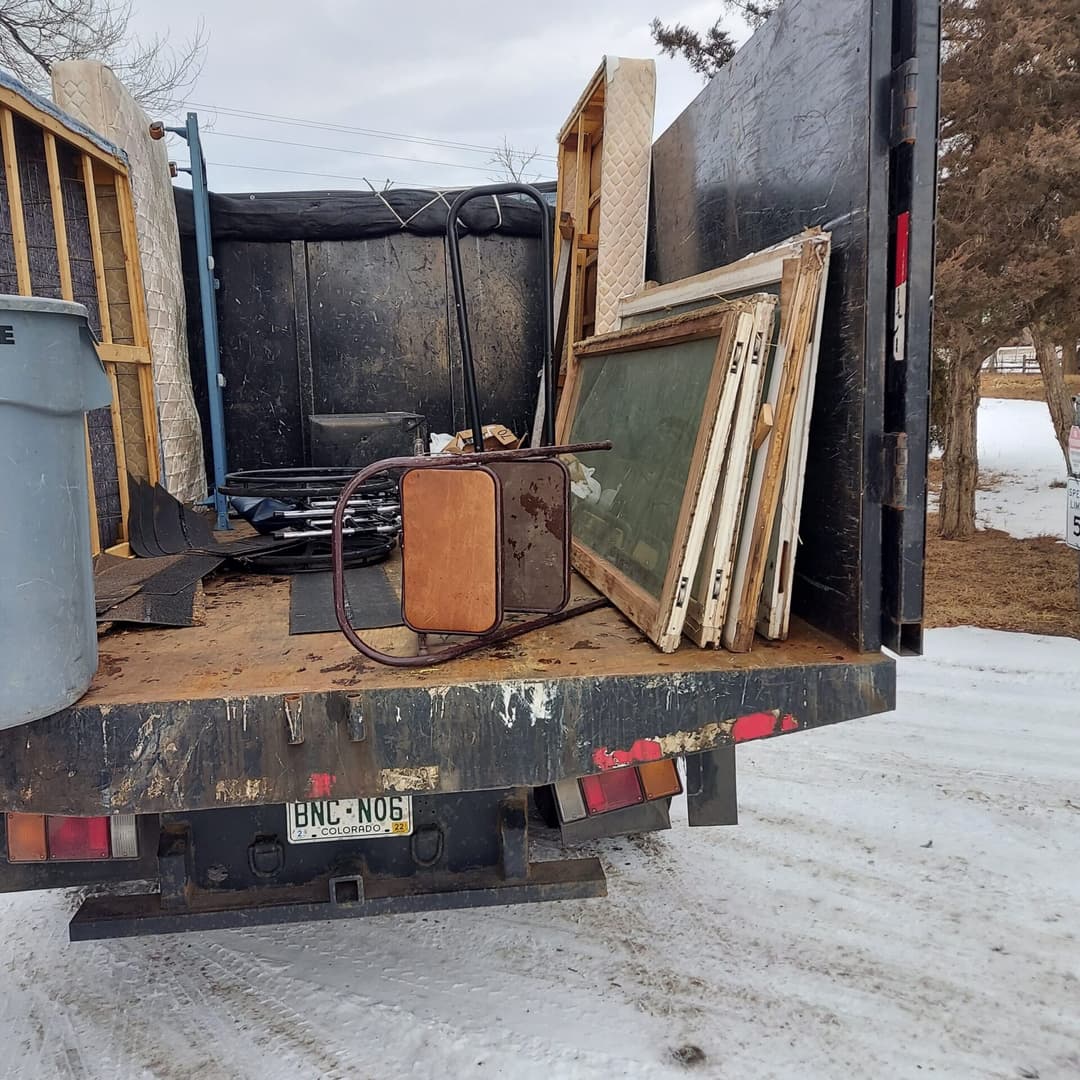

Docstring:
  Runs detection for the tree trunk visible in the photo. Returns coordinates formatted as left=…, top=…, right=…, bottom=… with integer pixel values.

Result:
left=1030, top=326, right=1073, bottom=469
left=939, top=353, right=980, bottom=539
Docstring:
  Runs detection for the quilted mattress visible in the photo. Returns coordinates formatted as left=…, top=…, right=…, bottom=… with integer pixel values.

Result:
left=593, top=57, right=655, bottom=336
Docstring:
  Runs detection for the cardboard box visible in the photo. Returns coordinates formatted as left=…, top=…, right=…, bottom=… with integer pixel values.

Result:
left=442, top=424, right=523, bottom=454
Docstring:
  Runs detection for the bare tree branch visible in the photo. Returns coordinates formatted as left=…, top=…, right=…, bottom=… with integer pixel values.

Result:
left=649, top=17, right=735, bottom=78
left=0, top=0, right=205, bottom=112
left=487, top=136, right=542, bottom=184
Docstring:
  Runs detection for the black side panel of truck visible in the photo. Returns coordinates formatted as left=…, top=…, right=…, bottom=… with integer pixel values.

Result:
left=880, top=0, right=940, bottom=654
left=648, top=0, right=938, bottom=654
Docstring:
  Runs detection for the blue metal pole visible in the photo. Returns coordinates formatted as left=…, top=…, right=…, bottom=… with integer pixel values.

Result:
left=184, top=111, right=230, bottom=530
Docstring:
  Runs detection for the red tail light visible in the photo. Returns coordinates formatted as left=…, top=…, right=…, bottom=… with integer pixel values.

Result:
left=6, top=814, right=138, bottom=862
left=554, top=760, right=683, bottom=823
left=47, top=816, right=110, bottom=860
left=580, top=768, right=644, bottom=815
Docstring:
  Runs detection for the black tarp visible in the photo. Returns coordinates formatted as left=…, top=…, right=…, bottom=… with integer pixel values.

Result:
left=174, top=183, right=555, bottom=243
left=179, top=184, right=552, bottom=475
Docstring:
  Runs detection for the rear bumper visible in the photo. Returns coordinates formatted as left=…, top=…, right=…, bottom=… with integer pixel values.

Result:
left=68, top=856, right=607, bottom=941
left=0, top=649, right=893, bottom=817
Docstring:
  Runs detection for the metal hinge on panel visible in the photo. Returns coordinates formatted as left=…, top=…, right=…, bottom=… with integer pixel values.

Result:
left=890, top=58, right=919, bottom=146
left=675, top=577, right=689, bottom=608
left=882, top=432, right=909, bottom=510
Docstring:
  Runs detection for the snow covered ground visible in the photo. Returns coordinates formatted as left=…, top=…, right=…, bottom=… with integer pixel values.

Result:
left=977, top=398, right=1067, bottom=539
left=0, top=626, right=1077, bottom=1080
left=931, top=398, right=1067, bottom=539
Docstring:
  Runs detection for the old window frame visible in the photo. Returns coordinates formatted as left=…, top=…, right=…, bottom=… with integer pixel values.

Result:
left=559, top=299, right=773, bottom=651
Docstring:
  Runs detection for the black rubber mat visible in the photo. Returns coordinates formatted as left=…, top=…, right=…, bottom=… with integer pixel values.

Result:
left=289, top=567, right=401, bottom=635
left=94, top=552, right=183, bottom=611
left=139, top=553, right=223, bottom=596
left=95, top=552, right=223, bottom=622
left=127, top=479, right=166, bottom=558
left=103, top=583, right=199, bottom=628
left=126, top=479, right=296, bottom=559
left=151, top=482, right=191, bottom=555
left=181, top=502, right=215, bottom=547
left=95, top=582, right=142, bottom=615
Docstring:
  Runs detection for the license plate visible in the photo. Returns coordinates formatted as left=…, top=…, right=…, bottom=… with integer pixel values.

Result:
left=286, top=796, right=413, bottom=843
left=1068, top=476, right=1080, bottom=552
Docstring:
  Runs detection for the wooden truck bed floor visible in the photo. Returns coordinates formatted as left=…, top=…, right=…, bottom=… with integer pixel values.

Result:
left=87, top=567, right=880, bottom=704
left=0, top=564, right=895, bottom=817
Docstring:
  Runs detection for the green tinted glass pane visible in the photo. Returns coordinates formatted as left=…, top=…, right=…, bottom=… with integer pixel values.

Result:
left=622, top=297, right=779, bottom=616
left=568, top=337, right=719, bottom=598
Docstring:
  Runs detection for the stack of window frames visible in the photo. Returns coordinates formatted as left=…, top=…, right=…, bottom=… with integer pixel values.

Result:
left=613, top=229, right=831, bottom=650
left=557, top=296, right=778, bottom=652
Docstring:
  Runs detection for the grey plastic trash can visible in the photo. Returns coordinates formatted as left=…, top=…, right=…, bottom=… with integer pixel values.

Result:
left=0, top=296, right=112, bottom=728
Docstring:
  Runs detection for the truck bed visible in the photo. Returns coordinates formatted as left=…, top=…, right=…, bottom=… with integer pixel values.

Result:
left=0, top=558, right=893, bottom=817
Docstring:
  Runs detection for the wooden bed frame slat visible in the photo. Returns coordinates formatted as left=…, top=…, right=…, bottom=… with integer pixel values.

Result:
left=81, top=153, right=113, bottom=342
left=554, top=69, right=607, bottom=440
left=1, top=107, right=31, bottom=296
left=45, top=129, right=102, bottom=554
left=81, top=151, right=131, bottom=537
left=0, top=86, right=129, bottom=173
left=95, top=342, right=151, bottom=365
left=0, top=84, right=158, bottom=553
left=43, top=132, right=74, bottom=300
left=114, top=173, right=160, bottom=484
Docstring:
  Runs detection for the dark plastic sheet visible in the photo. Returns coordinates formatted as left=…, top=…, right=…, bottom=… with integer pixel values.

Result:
left=175, top=183, right=555, bottom=243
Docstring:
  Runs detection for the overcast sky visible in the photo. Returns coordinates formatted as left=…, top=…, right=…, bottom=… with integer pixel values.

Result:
left=128, top=1, right=750, bottom=193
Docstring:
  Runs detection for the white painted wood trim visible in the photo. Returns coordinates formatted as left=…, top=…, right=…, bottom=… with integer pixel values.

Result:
left=694, top=297, right=779, bottom=645
left=657, top=304, right=768, bottom=651
left=757, top=247, right=833, bottom=639
left=616, top=231, right=826, bottom=321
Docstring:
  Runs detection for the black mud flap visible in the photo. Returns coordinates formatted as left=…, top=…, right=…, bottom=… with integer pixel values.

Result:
left=685, top=745, right=738, bottom=828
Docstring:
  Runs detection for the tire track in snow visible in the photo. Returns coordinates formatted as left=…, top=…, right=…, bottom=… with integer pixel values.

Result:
left=188, top=919, right=669, bottom=1078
